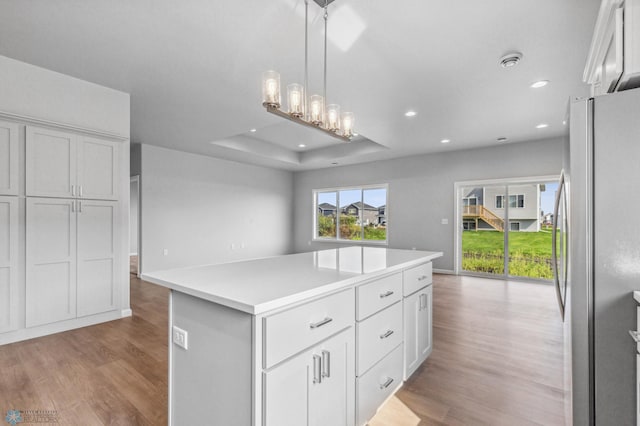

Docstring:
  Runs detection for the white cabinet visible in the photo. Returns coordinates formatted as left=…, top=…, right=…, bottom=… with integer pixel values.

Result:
left=26, top=198, right=77, bottom=327
left=0, top=196, right=19, bottom=333
left=26, top=197, right=118, bottom=327
left=0, top=121, right=19, bottom=196
left=403, top=284, right=432, bottom=380
left=26, top=126, right=119, bottom=200
left=263, top=327, right=355, bottom=426
left=585, top=0, right=640, bottom=95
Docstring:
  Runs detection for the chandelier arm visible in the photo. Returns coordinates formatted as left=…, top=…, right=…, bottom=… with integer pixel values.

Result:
left=304, top=0, right=309, bottom=119
left=323, top=1, right=328, bottom=106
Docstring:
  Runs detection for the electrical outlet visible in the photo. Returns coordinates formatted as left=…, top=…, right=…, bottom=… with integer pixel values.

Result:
left=172, top=326, right=188, bottom=350
left=441, top=218, right=449, bottom=225
left=163, top=248, right=169, bottom=256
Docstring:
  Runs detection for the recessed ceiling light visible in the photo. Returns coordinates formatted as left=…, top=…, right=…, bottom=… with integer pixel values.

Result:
left=440, top=139, right=451, bottom=144
left=497, top=137, right=508, bottom=142
left=405, top=110, right=417, bottom=117
left=298, top=144, right=306, bottom=148
left=499, top=52, right=523, bottom=68
left=249, top=128, right=257, bottom=133
left=531, top=80, right=549, bottom=88
left=536, top=123, right=549, bottom=129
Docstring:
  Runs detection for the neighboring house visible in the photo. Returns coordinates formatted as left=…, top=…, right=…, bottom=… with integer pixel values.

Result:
left=377, top=205, right=386, bottom=225
left=462, top=184, right=543, bottom=232
left=542, top=212, right=553, bottom=226
left=318, top=202, right=337, bottom=216
left=342, top=201, right=379, bottom=225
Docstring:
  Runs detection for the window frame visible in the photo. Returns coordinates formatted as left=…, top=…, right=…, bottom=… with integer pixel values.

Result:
left=313, top=183, right=389, bottom=245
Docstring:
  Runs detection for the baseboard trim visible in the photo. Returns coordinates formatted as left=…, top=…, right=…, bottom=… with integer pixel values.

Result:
left=121, top=309, right=133, bottom=317
left=433, top=268, right=456, bottom=275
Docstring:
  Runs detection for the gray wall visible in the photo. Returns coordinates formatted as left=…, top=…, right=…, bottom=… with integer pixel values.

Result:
left=130, top=178, right=139, bottom=254
left=140, top=144, right=294, bottom=273
left=130, top=143, right=142, bottom=176
left=292, top=137, right=563, bottom=271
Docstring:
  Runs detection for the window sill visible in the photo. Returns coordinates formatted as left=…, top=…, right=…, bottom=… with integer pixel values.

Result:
left=312, top=238, right=389, bottom=246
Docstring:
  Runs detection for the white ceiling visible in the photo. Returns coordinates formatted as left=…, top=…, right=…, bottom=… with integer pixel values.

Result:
left=0, top=0, right=600, bottom=170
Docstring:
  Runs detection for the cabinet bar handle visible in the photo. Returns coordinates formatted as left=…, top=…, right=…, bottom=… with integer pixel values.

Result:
left=322, top=350, right=330, bottom=378
left=380, top=377, right=394, bottom=390
left=417, top=275, right=428, bottom=281
left=71, top=185, right=75, bottom=196
left=71, top=200, right=75, bottom=213
left=78, top=201, right=82, bottom=213
left=379, top=290, right=394, bottom=298
left=380, top=329, right=394, bottom=339
left=79, top=185, right=83, bottom=197
left=629, top=330, right=640, bottom=343
left=313, top=354, right=322, bottom=384
left=310, top=317, right=333, bottom=329
left=420, top=294, right=425, bottom=310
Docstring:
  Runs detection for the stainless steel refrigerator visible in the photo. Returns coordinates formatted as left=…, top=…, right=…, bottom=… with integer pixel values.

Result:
left=563, top=88, right=640, bottom=425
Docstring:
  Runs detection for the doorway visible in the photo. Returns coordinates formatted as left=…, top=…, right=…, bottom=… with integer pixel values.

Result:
left=455, top=176, right=559, bottom=281
left=130, top=175, right=140, bottom=276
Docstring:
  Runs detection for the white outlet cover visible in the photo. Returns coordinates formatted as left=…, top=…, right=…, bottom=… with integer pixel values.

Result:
left=172, top=326, right=188, bottom=350
left=441, top=218, right=449, bottom=225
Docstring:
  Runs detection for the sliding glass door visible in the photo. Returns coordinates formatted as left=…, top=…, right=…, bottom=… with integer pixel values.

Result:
left=459, top=178, right=557, bottom=281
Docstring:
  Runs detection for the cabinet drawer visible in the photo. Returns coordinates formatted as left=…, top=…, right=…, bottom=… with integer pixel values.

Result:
left=263, top=289, right=354, bottom=369
left=403, top=262, right=432, bottom=296
left=356, top=301, right=402, bottom=376
left=356, top=273, right=402, bottom=320
left=356, top=343, right=403, bottom=426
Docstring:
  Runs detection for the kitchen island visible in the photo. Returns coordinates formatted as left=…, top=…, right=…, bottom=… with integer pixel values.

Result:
left=142, top=246, right=442, bottom=426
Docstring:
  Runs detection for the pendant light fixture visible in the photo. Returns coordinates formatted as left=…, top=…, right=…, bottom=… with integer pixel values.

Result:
left=261, top=0, right=354, bottom=142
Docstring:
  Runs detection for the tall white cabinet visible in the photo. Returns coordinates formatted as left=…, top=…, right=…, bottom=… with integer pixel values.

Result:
left=0, top=196, right=18, bottom=333
left=0, top=120, right=128, bottom=345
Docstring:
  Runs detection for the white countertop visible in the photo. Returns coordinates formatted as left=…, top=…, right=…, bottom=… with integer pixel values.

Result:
left=142, top=246, right=442, bottom=315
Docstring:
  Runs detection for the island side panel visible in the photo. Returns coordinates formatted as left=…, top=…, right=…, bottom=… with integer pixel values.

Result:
left=171, top=290, right=253, bottom=425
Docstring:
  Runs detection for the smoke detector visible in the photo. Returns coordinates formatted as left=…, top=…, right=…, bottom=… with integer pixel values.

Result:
left=499, top=52, right=523, bottom=68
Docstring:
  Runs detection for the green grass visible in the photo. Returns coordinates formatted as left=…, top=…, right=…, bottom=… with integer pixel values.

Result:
left=462, top=230, right=555, bottom=279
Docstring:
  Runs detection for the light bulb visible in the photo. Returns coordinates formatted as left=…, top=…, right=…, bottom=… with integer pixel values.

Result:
left=309, top=95, right=324, bottom=126
left=326, top=104, right=341, bottom=132
left=287, top=83, right=304, bottom=117
left=342, top=112, right=354, bottom=138
left=262, top=71, right=281, bottom=108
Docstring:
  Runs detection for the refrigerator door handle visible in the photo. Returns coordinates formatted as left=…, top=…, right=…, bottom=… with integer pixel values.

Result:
left=552, top=171, right=566, bottom=321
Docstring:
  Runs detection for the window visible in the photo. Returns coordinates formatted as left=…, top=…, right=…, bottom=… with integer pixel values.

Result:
left=509, top=194, right=525, bottom=208
left=314, top=185, right=388, bottom=243
left=496, top=194, right=524, bottom=208
left=510, top=222, right=521, bottom=231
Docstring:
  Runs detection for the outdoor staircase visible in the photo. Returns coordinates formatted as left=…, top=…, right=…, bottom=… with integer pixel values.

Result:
left=463, top=205, right=505, bottom=231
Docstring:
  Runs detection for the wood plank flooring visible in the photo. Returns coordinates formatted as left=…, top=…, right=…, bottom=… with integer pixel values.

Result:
left=0, top=274, right=565, bottom=425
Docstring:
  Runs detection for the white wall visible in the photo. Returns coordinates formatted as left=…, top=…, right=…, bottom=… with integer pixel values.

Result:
left=130, top=177, right=139, bottom=255
left=292, top=137, right=563, bottom=271
left=140, top=144, right=294, bottom=273
left=0, top=55, right=130, bottom=137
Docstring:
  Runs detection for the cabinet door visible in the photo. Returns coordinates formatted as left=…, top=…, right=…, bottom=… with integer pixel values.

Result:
left=77, top=136, right=119, bottom=200
left=309, top=328, right=355, bottom=426
left=418, top=286, right=433, bottom=363
left=26, top=126, right=77, bottom=198
left=26, top=198, right=77, bottom=327
left=0, top=121, right=19, bottom=196
left=263, top=348, right=309, bottom=426
left=404, top=285, right=433, bottom=379
left=0, top=197, right=18, bottom=333
left=264, top=328, right=355, bottom=426
left=77, top=200, right=118, bottom=316
left=403, top=290, right=421, bottom=379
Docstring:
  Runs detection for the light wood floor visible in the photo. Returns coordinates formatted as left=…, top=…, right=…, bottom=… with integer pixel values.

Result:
left=0, top=274, right=565, bottom=425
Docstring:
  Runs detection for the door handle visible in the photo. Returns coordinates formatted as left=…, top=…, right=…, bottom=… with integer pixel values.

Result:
left=380, top=329, right=394, bottom=339
left=310, top=317, right=333, bottom=329
left=552, top=171, right=565, bottom=321
left=321, top=350, right=330, bottom=378
left=380, top=377, right=394, bottom=390
left=313, top=354, right=322, bottom=384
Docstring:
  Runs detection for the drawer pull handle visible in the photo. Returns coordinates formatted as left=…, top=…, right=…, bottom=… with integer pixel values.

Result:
left=310, top=317, right=333, bottom=329
left=629, top=330, right=640, bottom=343
left=380, top=329, right=394, bottom=339
left=380, top=377, right=394, bottom=390
left=322, top=350, right=330, bottom=378
left=313, top=354, right=322, bottom=384
left=418, top=275, right=428, bottom=281
left=379, top=291, right=394, bottom=298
